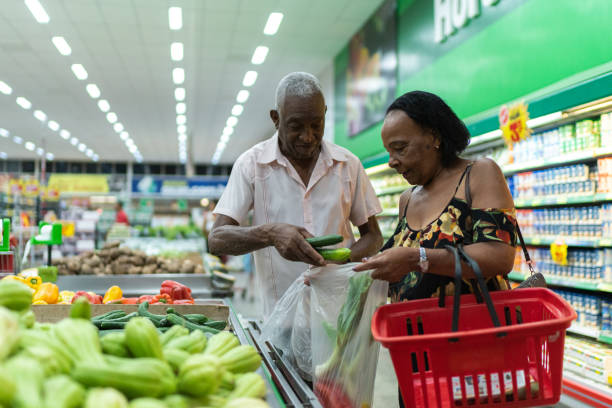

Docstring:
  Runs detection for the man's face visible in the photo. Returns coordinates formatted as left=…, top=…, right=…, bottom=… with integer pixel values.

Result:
left=271, top=93, right=326, bottom=161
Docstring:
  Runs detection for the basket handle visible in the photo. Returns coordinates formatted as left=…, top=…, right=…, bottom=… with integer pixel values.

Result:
left=444, top=245, right=503, bottom=334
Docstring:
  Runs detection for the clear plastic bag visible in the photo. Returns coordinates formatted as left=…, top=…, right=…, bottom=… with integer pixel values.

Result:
left=261, top=263, right=388, bottom=407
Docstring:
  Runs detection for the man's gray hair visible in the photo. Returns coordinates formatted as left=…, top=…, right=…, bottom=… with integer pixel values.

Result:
left=275, top=72, right=324, bottom=111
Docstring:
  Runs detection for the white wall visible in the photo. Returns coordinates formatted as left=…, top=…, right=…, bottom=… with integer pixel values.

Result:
left=318, top=62, right=335, bottom=143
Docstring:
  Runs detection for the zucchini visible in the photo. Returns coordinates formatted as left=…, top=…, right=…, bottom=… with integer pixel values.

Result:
left=100, top=321, right=128, bottom=330
left=166, top=308, right=208, bottom=325
left=317, top=248, right=351, bottom=262
left=165, top=313, right=220, bottom=336
left=204, top=320, right=227, bottom=330
left=137, top=302, right=165, bottom=326
left=306, top=234, right=343, bottom=248
left=92, top=310, right=127, bottom=322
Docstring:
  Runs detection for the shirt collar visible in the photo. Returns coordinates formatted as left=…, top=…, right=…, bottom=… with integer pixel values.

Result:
left=257, top=133, right=348, bottom=165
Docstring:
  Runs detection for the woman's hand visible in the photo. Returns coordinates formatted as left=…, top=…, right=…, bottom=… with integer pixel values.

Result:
left=353, top=247, right=418, bottom=282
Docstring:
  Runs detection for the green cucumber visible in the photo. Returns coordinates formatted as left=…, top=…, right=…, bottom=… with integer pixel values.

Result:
left=306, top=234, right=343, bottom=248
left=165, top=313, right=220, bottom=336
left=137, top=302, right=165, bottom=326
left=317, top=248, right=352, bottom=262
left=203, top=320, right=227, bottom=330
left=92, top=310, right=127, bottom=322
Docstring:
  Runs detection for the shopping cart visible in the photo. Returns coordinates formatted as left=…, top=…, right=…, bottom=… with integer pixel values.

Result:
left=371, top=245, right=576, bottom=407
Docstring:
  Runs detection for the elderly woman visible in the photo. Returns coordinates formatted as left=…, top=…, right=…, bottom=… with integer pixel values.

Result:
left=355, top=91, right=518, bottom=301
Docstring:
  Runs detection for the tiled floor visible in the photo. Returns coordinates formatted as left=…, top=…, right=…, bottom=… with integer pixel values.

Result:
left=230, top=270, right=580, bottom=408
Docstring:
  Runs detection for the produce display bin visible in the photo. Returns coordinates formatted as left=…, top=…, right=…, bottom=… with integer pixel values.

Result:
left=226, top=300, right=324, bottom=408
left=56, top=273, right=233, bottom=298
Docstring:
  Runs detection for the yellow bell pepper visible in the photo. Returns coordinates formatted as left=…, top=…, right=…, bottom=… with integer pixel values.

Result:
left=32, top=282, right=59, bottom=304
left=103, top=285, right=123, bottom=304
left=3, top=275, right=29, bottom=286
left=58, top=290, right=75, bottom=304
left=20, top=275, right=42, bottom=291
left=32, top=299, right=48, bottom=305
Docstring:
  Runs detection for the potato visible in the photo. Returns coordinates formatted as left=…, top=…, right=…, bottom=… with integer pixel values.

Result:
left=145, top=255, right=158, bottom=265
left=80, top=264, right=93, bottom=275
left=180, top=260, right=195, bottom=274
left=130, top=256, right=145, bottom=267
left=103, top=241, right=121, bottom=250
left=142, top=264, right=157, bottom=275
left=128, top=266, right=142, bottom=275
left=194, top=264, right=205, bottom=275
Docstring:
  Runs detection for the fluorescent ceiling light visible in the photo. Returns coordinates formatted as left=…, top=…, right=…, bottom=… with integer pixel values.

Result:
left=46, top=152, right=54, bottom=161
left=16, top=97, right=32, bottom=109
left=70, top=137, right=78, bottom=146
left=24, top=0, right=50, bottom=23
left=175, top=88, right=185, bottom=101
left=128, top=145, right=137, bottom=153
left=264, top=12, right=284, bottom=35
left=25, top=142, right=35, bottom=151
left=36, top=147, right=44, bottom=156
left=242, top=71, right=258, bottom=87
left=71, top=64, right=88, bottom=80
left=231, top=104, right=243, bottom=116
left=120, top=131, right=129, bottom=141
left=251, top=46, right=269, bottom=65
left=78, top=143, right=86, bottom=152
left=86, top=83, right=101, bottom=98
left=171, top=42, right=184, bottom=61
left=92, top=154, right=99, bottom=162
left=106, top=112, right=117, bottom=123
left=176, top=115, right=186, bottom=125
left=172, top=68, right=185, bottom=84
left=47, top=120, right=59, bottom=131
left=125, top=139, right=134, bottom=147
left=86, top=149, right=93, bottom=157
left=176, top=103, right=186, bottom=114
left=98, top=99, right=110, bottom=112
left=0, top=81, right=12, bottom=95
left=220, top=133, right=230, bottom=143
left=217, top=142, right=227, bottom=151
left=223, top=126, right=234, bottom=136
left=13, top=136, right=23, bottom=144
left=226, top=116, right=238, bottom=127
left=33, top=110, right=47, bottom=122
left=0, top=152, right=6, bottom=160
left=178, top=133, right=187, bottom=142
left=168, top=7, right=182, bottom=30
left=60, top=129, right=70, bottom=139
left=0, top=128, right=9, bottom=137
left=177, top=125, right=187, bottom=134
left=113, top=122, right=124, bottom=132
left=236, top=90, right=249, bottom=103
left=51, top=36, right=71, bottom=55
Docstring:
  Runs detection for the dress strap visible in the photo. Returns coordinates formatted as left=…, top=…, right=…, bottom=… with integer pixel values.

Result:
left=464, top=162, right=475, bottom=208
left=402, top=186, right=417, bottom=219
left=453, top=162, right=474, bottom=198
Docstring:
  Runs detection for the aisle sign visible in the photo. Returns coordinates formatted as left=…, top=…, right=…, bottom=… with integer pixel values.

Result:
left=23, top=179, right=40, bottom=198
left=48, top=174, right=109, bottom=194
left=9, top=179, right=23, bottom=195
left=550, top=240, right=568, bottom=266
left=499, top=102, right=530, bottom=147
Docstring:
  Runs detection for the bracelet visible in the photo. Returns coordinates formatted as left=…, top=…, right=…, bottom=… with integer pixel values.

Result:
left=418, top=247, right=429, bottom=273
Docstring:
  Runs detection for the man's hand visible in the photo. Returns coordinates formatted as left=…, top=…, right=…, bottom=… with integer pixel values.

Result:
left=268, top=223, right=326, bottom=266
left=353, top=247, right=417, bottom=282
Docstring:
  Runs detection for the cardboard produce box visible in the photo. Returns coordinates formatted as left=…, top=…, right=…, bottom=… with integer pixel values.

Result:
left=32, top=300, right=229, bottom=323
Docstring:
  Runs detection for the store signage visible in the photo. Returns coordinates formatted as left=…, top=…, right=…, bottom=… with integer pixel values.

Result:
left=132, top=176, right=227, bottom=198
left=48, top=174, right=109, bottom=194
left=9, top=179, right=23, bottom=195
left=23, top=179, right=40, bottom=198
left=550, top=241, right=568, bottom=266
left=499, top=102, right=530, bottom=147
left=434, top=0, right=501, bottom=43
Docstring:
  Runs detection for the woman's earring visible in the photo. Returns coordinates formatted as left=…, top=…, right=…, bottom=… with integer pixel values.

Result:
left=434, top=145, right=440, bottom=150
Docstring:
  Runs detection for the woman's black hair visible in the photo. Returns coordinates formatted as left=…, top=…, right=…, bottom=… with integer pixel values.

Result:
left=386, top=91, right=470, bottom=167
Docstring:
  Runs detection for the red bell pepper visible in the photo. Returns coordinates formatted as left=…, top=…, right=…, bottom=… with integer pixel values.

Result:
left=120, top=297, right=139, bottom=304
left=137, top=295, right=157, bottom=304
left=72, top=291, right=102, bottom=304
left=172, top=299, right=195, bottom=305
left=151, top=293, right=173, bottom=304
left=160, top=280, right=193, bottom=301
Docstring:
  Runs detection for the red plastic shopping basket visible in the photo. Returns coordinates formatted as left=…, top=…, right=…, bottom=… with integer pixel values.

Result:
left=371, top=246, right=576, bottom=407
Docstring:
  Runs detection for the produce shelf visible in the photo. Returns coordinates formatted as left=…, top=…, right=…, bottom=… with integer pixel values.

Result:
left=375, top=185, right=407, bottom=196
left=513, top=193, right=612, bottom=208
left=522, top=236, right=612, bottom=248
left=507, top=272, right=604, bottom=292
left=502, top=148, right=612, bottom=176
left=562, top=371, right=612, bottom=408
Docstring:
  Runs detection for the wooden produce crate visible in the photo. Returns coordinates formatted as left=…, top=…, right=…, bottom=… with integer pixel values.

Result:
left=32, top=300, right=228, bottom=323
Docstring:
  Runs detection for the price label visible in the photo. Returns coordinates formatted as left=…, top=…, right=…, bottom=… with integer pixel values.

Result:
left=550, top=240, right=568, bottom=266
left=531, top=238, right=542, bottom=245
left=500, top=102, right=531, bottom=148
left=556, top=197, right=568, bottom=205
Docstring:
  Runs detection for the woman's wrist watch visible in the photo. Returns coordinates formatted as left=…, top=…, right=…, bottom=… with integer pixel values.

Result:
left=418, top=247, right=429, bottom=273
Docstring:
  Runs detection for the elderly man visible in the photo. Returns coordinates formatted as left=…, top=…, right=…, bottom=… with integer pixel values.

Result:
left=209, top=72, right=383, bottom=315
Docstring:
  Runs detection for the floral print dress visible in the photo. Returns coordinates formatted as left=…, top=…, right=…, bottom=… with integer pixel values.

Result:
left=381, top=164, right=518, bottom=302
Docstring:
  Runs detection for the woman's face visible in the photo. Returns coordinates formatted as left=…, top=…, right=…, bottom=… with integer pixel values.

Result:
left=381, top=110, right=442, bottom=186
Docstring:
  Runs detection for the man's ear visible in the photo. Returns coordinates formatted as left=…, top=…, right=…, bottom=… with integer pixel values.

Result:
left=270, top=110, right=280, bottom=129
